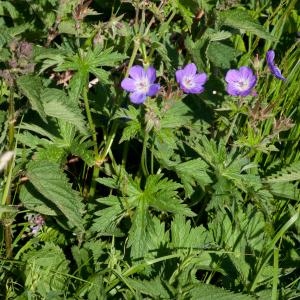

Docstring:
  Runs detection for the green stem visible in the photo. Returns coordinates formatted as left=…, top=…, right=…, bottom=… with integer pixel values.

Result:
left=271, top=247, right=279, bottom=300
left=83, top=85, right=99, bottom=199
left=141, top=130, right=149, bottom=177
left=4, top=86, right=15, bottom=258
left=224, top=112, right=239, bottom=145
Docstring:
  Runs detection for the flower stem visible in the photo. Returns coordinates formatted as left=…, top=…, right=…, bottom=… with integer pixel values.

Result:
left=224, top=112, right=239, bottom=145
left=4, top=86, right=15, bottom=258
left=141, top=130, right=149, bottom=177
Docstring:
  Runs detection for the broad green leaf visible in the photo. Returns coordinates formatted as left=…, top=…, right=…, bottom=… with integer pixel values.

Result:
left=41, top=88, right=88, bottom=134
left=218, top=9, right=276, bottom=41
left=22, top=243, right=70, bottom=297
left=188, top=283, right=256, bottom=299
left=19, top=183, right=58, bottom=216
left=26, top=160, right=84, bottom=230
left=207, top=42, right=238, bottom=68
left=17, top=75, right=47, bottom=122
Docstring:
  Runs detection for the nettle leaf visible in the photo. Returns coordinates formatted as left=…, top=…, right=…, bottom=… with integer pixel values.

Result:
left=264, top=161, right=300, bottom=183
left=206, top=42, right=238, bottom=69
left=41, top=88, right=88, bottom=134
left=126, top=277, right=171, bottom=298
left=185, top=36, right=208, bottom=71
left=20, top=183, right=58, bottom=216
left=17, top=75, right=47, bottom=122
left=26, top=160, right=84, bottom=231
left=188, top=283, right=256, bottom=299
left=22, top=243, right=70, bottom=297
left=218, top=9, right=276, bottom=41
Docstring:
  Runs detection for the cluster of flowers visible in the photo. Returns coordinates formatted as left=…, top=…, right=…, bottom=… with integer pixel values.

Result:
left=121, top=50, right=285, bottom=104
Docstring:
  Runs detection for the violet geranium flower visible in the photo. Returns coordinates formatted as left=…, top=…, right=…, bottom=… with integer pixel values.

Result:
left=225, top=66, right=257, bottom=96
left=266, top=50, right=286, bottom=81
left=175, top=63, right=207, bottom=94
left=121, top=65, right=160, bottom=104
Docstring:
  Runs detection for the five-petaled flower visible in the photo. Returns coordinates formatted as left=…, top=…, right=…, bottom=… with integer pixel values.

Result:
left=225, top=66, right=257, bottom=96
left=121, top=65, right=160, bottom=104
left=266, top=50, right=286, bottom=81
left=175, top=63, right=207, bottom=94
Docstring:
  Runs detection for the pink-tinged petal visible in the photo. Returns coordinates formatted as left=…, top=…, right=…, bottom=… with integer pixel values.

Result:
left=129, top=92, right=147, bottom=104
left=146, top=66, right=156, bottom=83
left=270, top=66, right=286, bottom=81
left=183, top=63, right=197, bottom=76
left=226, top=84, right=240, bottom=96
left=129, top=65, right=145, bottom=80
left=147, top=84, right=160, bottom=97
left=176, top=69, right=185, bottom=84
left=188, top=86, right=205, bottom=94
left=225, top=69, right=241, bottom=83
left=239, top=66, right=254, bottom=80
left=121, top=78, right=136, bottom=92
left=249, top=75, right=257, bottom=89
left=194, top=73, right=207, bottom=86
left=266, top=50, right=275, bottom=66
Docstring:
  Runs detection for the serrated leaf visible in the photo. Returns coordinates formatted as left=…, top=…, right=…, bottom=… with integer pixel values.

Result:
left=126, top=277, right=170, bottom=298
left=264, top=161, right=300, bottom=183
left=23, top=243, right=70, bottom=297
left=188, top=283, right=256, bottom=299
left=17, top=75, right=47, bottom=122
left=219, top=9, right=276, bottom=41
left=20, top=183, right=58, bottom=216
left=207, top=42, right=237, bottom=68
left=175, top=158, right=212, bottom=197
left=41, top=88, right=88, bottom=134
left=26, top=160, right=84, bottom=230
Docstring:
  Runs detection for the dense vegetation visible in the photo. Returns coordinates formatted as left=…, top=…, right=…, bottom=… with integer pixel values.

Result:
left=0, top=0, right=300, bottom=299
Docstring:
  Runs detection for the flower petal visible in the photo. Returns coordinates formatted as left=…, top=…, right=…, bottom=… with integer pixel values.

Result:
left=266, top=50, right=275, bottom=66
left=239, top=66, right=254, bottom=80
left=187, top=86, right=205, bottom=94
left=183, top=63, right=197, bottom=76
left=129, top=92, right=147, bottom=104
left=129, top=65, right=145, bottom=80
left=270, top=66, right=286, bottom=81
left=121, top=78, right=136, bottom=92
left=225, top=69, right=241, bottom=83
left=146, top=66, right=156, bottom=83
left=175, top=69, right=185, bottom=84
left=147, top=83, right=160, bottom=97
left=226, top=84, right=240, bottom=96
left=194, top=73, right=207, bottom=86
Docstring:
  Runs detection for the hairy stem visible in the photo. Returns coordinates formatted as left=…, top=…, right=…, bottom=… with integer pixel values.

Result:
left=4, top=86, right=15, bottom=258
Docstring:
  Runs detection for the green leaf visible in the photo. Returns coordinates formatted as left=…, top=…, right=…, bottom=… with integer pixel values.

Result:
left=26, top=160, right=84, bottom=230
left=22, top=243, right=70, bottom=297
left=41, top=88, right=88, bottom=134
left=170, top=215, right=210, bottom=250
left=264, top=161, right=300, bottom=183
left=207, top=42, right=238, bottom=68
left=188, top=283, right=256, bottom=299
left=19, top=183, right=58, bottom=216
left=218, top=9, right=276, bottom=41
left=175, top=158, right=212, bottom=197
left=17, top=75, right=47, bottom=122
left=126, top=277, right=170, bottom=298
left=144, top=175, right=195, bottom=217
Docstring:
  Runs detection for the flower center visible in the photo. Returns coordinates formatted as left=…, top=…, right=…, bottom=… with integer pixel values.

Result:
left=136, top=77, right=150, bottom=94
left=182, top=76, right=195, bottom=89
left=236, top=79, right=249, bottom=91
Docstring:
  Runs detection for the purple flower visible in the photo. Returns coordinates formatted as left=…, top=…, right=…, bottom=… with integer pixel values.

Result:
left=175, top=63, right=207, bottom=94
left=121, top=65, right=160, bottom=104
left=225, top=66, right=257, bottom=96
left=266, top=50, right=286, bottom=81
